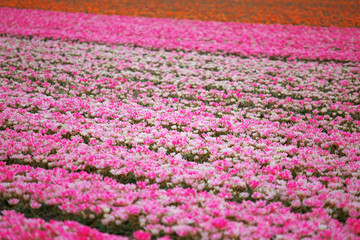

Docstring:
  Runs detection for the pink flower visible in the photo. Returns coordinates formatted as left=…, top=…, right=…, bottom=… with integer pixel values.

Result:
left=211, top=217, right=228, bottom=229
left=349, top=209, right=360, bottom=218
left=30, top=200, right=42, bottom=209
left=158, top=236, right=171, bottom=240
left=172, top=225, right=194, bottom=237
left=8, top=198, right=19, bottom=205
left=339, top=80, right=348, bottom=86
left=137, top=181, right=147, bottom=189
left=210, top=233, right=222, bottom=240
left=290, top=116, right=297, bottom=122
left=126, top=205, right=141, bottom=215
left=346, top=218, right=360, bottom=235
left=133, top=230, right=151, bottom=240
left=248, top=180, right=260, bottom=189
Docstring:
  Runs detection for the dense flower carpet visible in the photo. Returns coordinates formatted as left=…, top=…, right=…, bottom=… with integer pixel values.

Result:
left=0, top=0, right=359, bottom=27
left=0, top=3, right=360, bottom=240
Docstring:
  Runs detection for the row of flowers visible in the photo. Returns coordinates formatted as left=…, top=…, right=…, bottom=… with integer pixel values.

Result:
left=2, top=163, right=360, bottom=239
left=0, top=7, right=360, bottom=62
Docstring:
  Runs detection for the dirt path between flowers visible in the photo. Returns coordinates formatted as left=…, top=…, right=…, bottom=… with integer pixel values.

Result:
left=1, top=0, right=359, bottom=28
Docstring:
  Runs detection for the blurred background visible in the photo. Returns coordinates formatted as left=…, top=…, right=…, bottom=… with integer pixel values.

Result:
left=1, top=0, right=359, bottom=27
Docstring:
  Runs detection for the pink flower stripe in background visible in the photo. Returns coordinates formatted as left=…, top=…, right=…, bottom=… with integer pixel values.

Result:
left=0, top=6, right=360, bottom=240
left=0, top=7, right=360, bottom=62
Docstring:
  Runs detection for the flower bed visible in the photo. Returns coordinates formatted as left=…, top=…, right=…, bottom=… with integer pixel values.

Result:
left=0, top=7, right=360, bottom=240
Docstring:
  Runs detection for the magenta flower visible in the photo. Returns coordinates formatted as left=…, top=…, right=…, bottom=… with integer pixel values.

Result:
left=133, top=230, right=151, bottom=240
left=211, top=217, right=228, bottom=229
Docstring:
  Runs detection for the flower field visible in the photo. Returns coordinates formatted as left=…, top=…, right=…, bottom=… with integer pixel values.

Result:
left=0, top=6, right=360, bottom=240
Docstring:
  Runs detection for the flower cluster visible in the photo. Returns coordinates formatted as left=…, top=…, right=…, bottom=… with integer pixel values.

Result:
left=0, top=7, right=359, bottom=240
